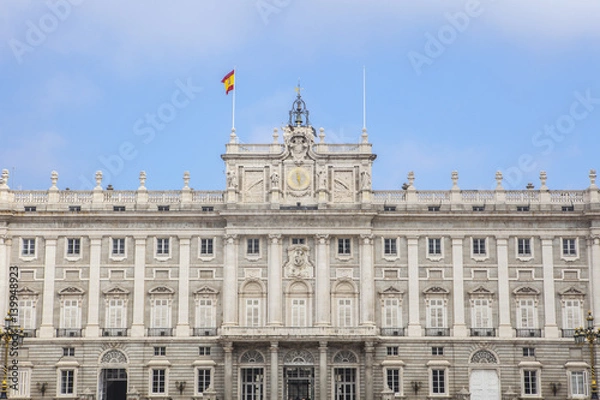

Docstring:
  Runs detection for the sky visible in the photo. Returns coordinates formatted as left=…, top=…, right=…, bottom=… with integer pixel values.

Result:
left=1, top=0, right=600, bottom=192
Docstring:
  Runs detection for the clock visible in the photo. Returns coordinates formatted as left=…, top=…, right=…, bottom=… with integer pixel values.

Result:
left=287, top=167, right=311, bottom=190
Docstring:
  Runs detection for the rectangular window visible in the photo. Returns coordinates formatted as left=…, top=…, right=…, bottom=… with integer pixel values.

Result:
left=564, top=299, right=582, bottom=329
left=245, top=299, right=260, bottom=327
left=428, top=206, right=440, bottom=212
left=247, top=238, right=260, bottom=255
left=22, top=238, right=35, bottom=256
left=112, top=238, right=125, bottom=255
left=522, top=347, right=535, bottom=357
left=562, top=205, right=575, bottom=212
left=62, top=347, right=75, bottom=356
left=387, top=368, right=401, bottom=394
left=523, top=370, right=538, bottom=395
left=197, top=368, right=211, bottom=394
left=472, top=299, right=491, bottom=328
left=9, top=369, right=30, bottom=397
left=472, top=238, right=486, bottom=255
left=154, top=346, right=166, bottom=356
left=570, top=371, right=587, bottom=396
left=241, top=368, right=264, bottom=400
left=472, top=206, right=484, bottom=211
left=152, top=299, right=170, bottom=328
left=151, top=369, right=166, bottom=394
left=106, top=298, right=126, bottom=329
left=68, top=205, right=81, bottom=212
left=24, top=206, right=36, bottom=212
left=383, top=298, right=401, bottom=328
left=60, top=370, right=75, bottom=395
left=18, top=299, right=35, bottom=330
left=157, top=205, right=170, bottom=211
left=67, top=238, right=81, bottom=255
left=386, top=346, right=399, bottom=356
left=198, top=346, right=211, bottom=356
left=563, top=238, right=577, bottom=256
left=517, top=205, right=530, bottom=212
left=291, top=238, right=305, bottom=245
left=428, top=238, right=442, bottom=255
left=113, top=206, right=126, bottom=212
left=201, top=206, right=214, bottom=212
left=334, top=368, right=356, bottom=400
left=338, top=298, right=353, bottom=327
left=432, top=347, right=444, bottom=356
left=517, top=238, right=531, bottom=256
left=338, top=238, right=351, bottom=255
left=200, top=238, right=214, bottom=255
left=291, top=298, right=307, bottom=327
left=428, top=299, right=445, bottom=328
left=431, top=369, right=446, bottom=394
left=156, top=238, right=170, bottom=255
left=384, top=238, right=397, bottom=256
left=518, top=299, right=536, bottom=329
left=384, top=206, right=396, bottom=211
left=197, top=299, right=215, bottom=328
left=61, top=299, right=80, bottom=329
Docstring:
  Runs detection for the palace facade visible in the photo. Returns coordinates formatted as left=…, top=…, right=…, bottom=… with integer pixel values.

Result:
left=1, top=95, right=599, bottom=400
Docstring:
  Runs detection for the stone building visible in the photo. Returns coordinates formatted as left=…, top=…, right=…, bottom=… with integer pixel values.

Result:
left=1, top=94, right=599, bottom=400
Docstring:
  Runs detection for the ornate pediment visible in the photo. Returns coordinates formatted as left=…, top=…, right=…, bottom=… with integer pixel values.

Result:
left=194, top=286, right=219, bottom=296
left=103, top=286, right=130, bottom=295
left=559, top=286, right=585, bottom=297
left=283, top=244, right=314, bottom=279
left=16, top=286, right=38, bottom=296
left=380, top=286, right=404, bottom=295
left=513, top=286, right=540, bottom=296
left=58, top=286, right=85, bottom=296
left=468, top=286, right=494, bottom=296
left=148, top=286, right=174, bottom=295
left=423, top=286, right=449, bottom=295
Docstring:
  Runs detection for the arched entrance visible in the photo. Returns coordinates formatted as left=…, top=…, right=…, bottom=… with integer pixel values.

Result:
left=469, top=350, right=500, bottom=400
left=99, top=350, right=128, bottom=400
left=283, top=350, right=315, bottom=400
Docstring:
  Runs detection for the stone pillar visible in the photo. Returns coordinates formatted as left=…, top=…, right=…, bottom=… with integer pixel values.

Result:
left=224, top=342, right=233, bottom=400
left=541, top=238, right=559, bottom=337
left=176, top=236, right=191, bottom=336
left=315, top=235, right=330, bottom=326
left=365, top=342, right=374, bottom=400
left=591, top=236, right=600, bottom=325
left=40, top=237, right=57, bottom=338
left=407, top=237, right=421, bottom=336
left=223, top=234, right=238, bottom=326
left=270, top=341, right=279, bottom=400
left=85, top=237, right=102, bottom=337
left=0, top=233, right=8, bottom=315
left=319, top=341, right=328, bottom=400
left=496, top=237, right=512, bottom=337
left=268, top=234, right=283, bottom=326
left=360, top=234, right=375, bottom=326
left=131, top=237, right=147, bottom=337
left=451, top=237, right=468, bottom=337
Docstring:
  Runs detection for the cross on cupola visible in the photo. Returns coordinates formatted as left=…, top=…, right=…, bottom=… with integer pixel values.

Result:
left=289, top=82, right=311, bottom=127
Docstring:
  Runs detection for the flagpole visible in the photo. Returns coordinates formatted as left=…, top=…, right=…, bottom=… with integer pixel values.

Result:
left=232, top=66, right=236, bottom=130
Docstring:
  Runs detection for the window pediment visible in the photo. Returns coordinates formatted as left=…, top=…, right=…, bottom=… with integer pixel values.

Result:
left=380, top=286, right=404, bottom=296
left=148, top=286, right=174, bottom=295
left=194, top=286, right=219, bottom=296
left=423, top=286, right=449, bottom=295
left=559, top=286, right=585, bottom=297
left=16, top=286, right=38, bottom=296
left=103, top=286, right=130, bottom=296
left=58, top=286, right=85, bottom=296
left=468, top=286, right=494, bottom=297
left=513, top=286, right=540, bottom=296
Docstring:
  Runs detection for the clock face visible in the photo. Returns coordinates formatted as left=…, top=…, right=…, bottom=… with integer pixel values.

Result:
left=287, top=167, right=311, bottom=190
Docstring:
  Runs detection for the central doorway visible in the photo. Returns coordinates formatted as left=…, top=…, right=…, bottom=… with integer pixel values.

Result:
left=100, top=368, right=127, bottom=400
left=284, top=366, right=314, bottom=400
left=470, top=369, right=500, bottom=400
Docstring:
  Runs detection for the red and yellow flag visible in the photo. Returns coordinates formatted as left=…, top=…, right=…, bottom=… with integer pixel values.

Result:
left=221, top=70, right=235, bottom=95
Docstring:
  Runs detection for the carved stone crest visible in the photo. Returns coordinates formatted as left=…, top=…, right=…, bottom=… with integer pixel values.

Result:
left=283, top=244, right=314, bottom=279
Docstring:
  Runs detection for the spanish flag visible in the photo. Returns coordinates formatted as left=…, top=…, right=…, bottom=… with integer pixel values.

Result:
left=221, top=70, right=235, bottom=95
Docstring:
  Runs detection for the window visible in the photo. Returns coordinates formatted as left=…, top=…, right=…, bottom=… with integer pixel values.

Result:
left=151, top=369, right=166, bottom=394
left=245, top=299, right=261, bottom=327
left=334, top=368, right=357, bottom=400
left=291, top=237, right=305, bottom=245
left=338, top=238, right=351, bottom=255
left=472, top=238, right=486, bottom=255
left=68, top=205, right=81, bottom=212
left=198, top=346, right=211, bottom=356
left=247, top=238, right=260, bottom=255
left=427, top=299, right=445, bottom=328
left=382, top=298, right=401, bottom=328
left=200, top=238, right=214, bottom=255
left=563, top=238, right=577, bottom=256
left=517, top=206, right=530, bottom=212
left=428, top=206, right=440, bottom=212
left=386, top=346, right=399, bottom=356
left=67, top=238, right=81, bottom=255
left=113, top=206, right=126, bottom=211
left=337, top=298, right=353, bottom=327
left=22, top=238, right=35, bottom=256
left=157, top=205, right=170, bottom=211
left=517, top=238, right=532, bottom=256
left=563, top=299, right=583, bottom=330
left=62, top=347, right=75, bottom=356
left=201, top=206, right=214, bottom=212
left=241, top=368, right=264, bottom=400
left=151, top=299, right=170, bottom=328
left=570, top=370, right=588, bottom=397
left=112, top=238, right=125, bottom=255
left=522, top=370, right=538, bottom=395
left=60, top=369, right=75, bottom=395
left=197, top=368, right=212, bottom=394
left=384, top=206, right=396, bottom=211
left=9, top=369, right=30, bottom=397
left=522, top=347, right=535, bottom=357
left=431, top=369, right=446, bottom=394
left=18, top=299, right=36, bottom=330
left=432, top=347, right=444, bottom=356
left=386, top=368, right=401, bottom=394
left=518, top=299, right=536, bottom=329
left=472, top=299, right=491, bottom=328
left=472, top=205, right=484, bottom=211
left=154, top=346, right=166, bottom=356
left=61, top=299, right=80, bottom=329
left=156, top=238, right=170, bottom=256
left=384, top=238, right=397, bottom=256
left=197, top=299, right=215, bottom=328
left=106, top=298, right=126, bottom=329
left=428, top=238, right=442, bottom=255
left=291, top=298, right=307, bottom=327
left=24, top=206, right=36, bottom=212
left=562, top=205, right=575, bottom=212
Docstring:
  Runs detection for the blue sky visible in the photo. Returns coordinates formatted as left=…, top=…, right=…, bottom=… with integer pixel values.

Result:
left=1, top=0, right=600, bottom=192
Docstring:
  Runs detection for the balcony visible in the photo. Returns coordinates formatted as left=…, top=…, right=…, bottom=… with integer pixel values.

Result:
left=425, top=328, right=450, bottom=337
left=380, top=328, right=406, bottom=337
left=193, top=328, right=218, bottom=336
left=101, top=328, right=129, bottom=337
left=470, top=328, right=496, bottom=337
left=516, top=329, right=541, bottom=338
left=147, top=328, right=173, bottom=337
left=561, top=329, right=576, bottom=338
left=220, top=325, right=378, bottom=340
left=56, top=329, right=82, bottom=337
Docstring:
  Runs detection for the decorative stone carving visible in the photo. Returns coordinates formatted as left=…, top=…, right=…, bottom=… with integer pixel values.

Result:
left=333, top=350, right=358, bottom=364
left=227, top=170, right=238, bottom=190
left=284, top=350, right=314, bottom=365
left=240, top=350, right=265, bottom=364
left=283, top=244, right=314, bottom=279
left=101, top=349, right=128, bottom=364
left=333, top=170, right=354, bottom=203
left=470, top=349, right=498, bottom=364
left=243, top=171, right=263, bottom=203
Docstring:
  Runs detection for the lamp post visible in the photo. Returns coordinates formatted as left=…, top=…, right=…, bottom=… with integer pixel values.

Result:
left=1, top=312, right=23, bottom=399
left=574, top=311, right=600, bottom=399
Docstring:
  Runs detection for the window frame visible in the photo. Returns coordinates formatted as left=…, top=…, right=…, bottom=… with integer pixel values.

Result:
left=196, top=367, right=213, bottom=394
left=430, top=367, right=447, bottom=396
left=57, top=368, right=77, bottom=396
left=383, top=366, right=403, bottom=396
left=427, top=237, right=444, bottom=261
left=521, top=369, right=540, bottom=396
left=110, top=237, right=126, bottom=260
left=383, top=237, right=398, bottom=259
left=199, top=237, right=215, bottom=258
left=66, top=237, right=82, bottom=258
left=471, top=237, right=487, bottom=258
left=21, top=237, right=36, bottom=258
left=155, top=237, right=171, bottom=258
left=150, top=368, right=168, bottom=395
left=338, top=238, right=352, bottom=256
left=246, top=238, right=261, bottom=257
left=516, top=237, right=534, bottom=261
left=561, top=237, right=579, bottom=260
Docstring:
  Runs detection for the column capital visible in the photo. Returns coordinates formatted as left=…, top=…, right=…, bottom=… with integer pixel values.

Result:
left=224, top=234, right=238, bottom=244
left=407, top=237, right=419, bottom=245
left=496, top=237, right=509, bottom=245
left=223, top=342, right=233, bottom=353
left=540, top=236, right=555, bottom=244
left=270, top=341, right=279, bottom=350
left=591, top=236, right=600, bottom=246
left=268, top=234, right=282, bottom=244
left=89, top=236, right=103, bottom=243
left=364, top=342, right=375, bottom=353
left=319, top=341, right=328, bottom=349
left=360, top=234, right=374, bottom=244
left=45, top=237, right=58, bottom=244
left=450, top=237, right=464, bottom=245
left=178, top=235, right=192, bottom=241
left=315, top=234, right=330, bottom=244
left=133, top=235, right=147, bottom=243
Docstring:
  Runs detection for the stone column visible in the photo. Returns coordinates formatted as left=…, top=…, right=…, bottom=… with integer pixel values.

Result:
left=591, top=236, right=600, bottom=324
left=315, top=235, right=330, bottom=326
left=40, top=237, right=57, bottom=338
left=451, top=237, right=467, bottom=337
left=131, top=236, right=147, bottom=337
left=85, top=237, right=102, bottom=337
left=407, top=237, right=421, bottom=336
left=223, top=234, right=238, bottom=326
left=360, top=235, right=375, bottom=326
left=541, top=238, right=559, bottom=337
left=496, top=237, right=512, bottom=337
left=224, top=342, right=233, bottom=400
left=365, top=342, right=374, bottom=400
left=319, top=341, right=328, bottom=400
left=270, top=341, right=279, bottom=400
left=176, top=236, right=191, bottom=336
left=0, top=233, right=8, bottom=314
left=268, top=234, right=283, bottom=326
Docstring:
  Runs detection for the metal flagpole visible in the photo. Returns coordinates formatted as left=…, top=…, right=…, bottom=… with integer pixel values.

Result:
left=232, top=66, right=236, bottom=130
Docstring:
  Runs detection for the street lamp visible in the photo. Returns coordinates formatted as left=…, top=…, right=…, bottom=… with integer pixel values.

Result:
left=1, top=312, right=23, bottom=399
left=574, top=311, right=600, bottom=399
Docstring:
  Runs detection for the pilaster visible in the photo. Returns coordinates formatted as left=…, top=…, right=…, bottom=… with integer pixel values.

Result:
left=496, top=237, right=512, bottom=337
left=360, top=234, right=375, bottom=326
left=39, top=237, right=57, bottom=338
left=224, top=342, right=233, bottom=400
left=85, top=237, right=102, bottom=337
left=315, top=234, right=330, bottom=326
left=365, top=342, right=374, bottom=400
left=407, top=237, right=421, bottom=336
left=451, top=237, right=468, bottom=337
left=131, top=236, right=147, bottom=337
left=541, top=238, right=558, bottom=337
left=270, top=341, right=279, bottom=400
left=222, top=234, right=238, bottom=326
left=176, top=236, right=191, bottom=336
left=268, top=234, right=283, bottom=326
left=319, top=341, right=328, bottom=400
left=590, top=236, right=600, bottom=325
